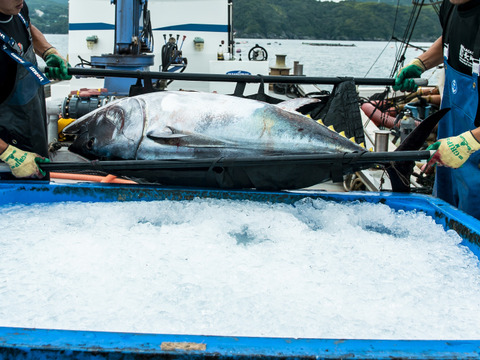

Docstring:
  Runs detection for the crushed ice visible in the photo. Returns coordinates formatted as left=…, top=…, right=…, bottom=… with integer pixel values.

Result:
left=0, top=197, right=479, bottom=340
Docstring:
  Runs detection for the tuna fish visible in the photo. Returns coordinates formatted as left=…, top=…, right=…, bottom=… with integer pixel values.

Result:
left=63, top=91, right=366, bottom=190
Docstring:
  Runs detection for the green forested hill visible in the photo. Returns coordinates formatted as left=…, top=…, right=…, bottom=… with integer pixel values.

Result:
left=27, top=0, right=68, bottom=33
left=233, top=0, right=441, bottom=41
left=27, top=0, right=441, bottom=41
left=356, top=0, right=427, bottom=5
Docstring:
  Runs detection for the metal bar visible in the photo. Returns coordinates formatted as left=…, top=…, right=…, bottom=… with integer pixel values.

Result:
left=0, top=326, right=479, bottom=360
left=66, top=67, right=397, bottom=86
left=38, top=151, right=431, bottom=172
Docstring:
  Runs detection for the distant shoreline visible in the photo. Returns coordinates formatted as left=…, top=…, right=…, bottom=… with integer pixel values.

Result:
left=302, top=42, right=356, bottom=47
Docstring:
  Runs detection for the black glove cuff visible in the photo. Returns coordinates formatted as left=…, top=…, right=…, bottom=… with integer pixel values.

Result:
left=470, top=131, right=480, bottom=144
left=415, top=58, right=426, bottom=71
left=42, top=47, right=56, bottom=61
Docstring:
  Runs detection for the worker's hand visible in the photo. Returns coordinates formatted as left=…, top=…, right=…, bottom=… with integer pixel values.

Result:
left=44, top=53, right=72, bottom=81
left=0, top=145, right=50, bottom=178
left=393, top=58, right=426, bottom=92
left=426, top=130, right=480, bottom=169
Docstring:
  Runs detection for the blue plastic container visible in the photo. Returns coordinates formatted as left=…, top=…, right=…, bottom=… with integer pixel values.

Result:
left=405, top=103, right=432, bottom=119
left=0, top=181, right=479, bottom=359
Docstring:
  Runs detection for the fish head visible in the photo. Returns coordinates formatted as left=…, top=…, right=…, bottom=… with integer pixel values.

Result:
left=63, top=97, right=145, bottom=160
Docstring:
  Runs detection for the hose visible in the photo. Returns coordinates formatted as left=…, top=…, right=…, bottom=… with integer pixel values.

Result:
left=50, top=172, right=137, bottom=184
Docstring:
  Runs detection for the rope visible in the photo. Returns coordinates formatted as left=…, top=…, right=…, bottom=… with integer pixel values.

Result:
left=364, top=41, right=392, bottom=78
left=390, top=0, right=426, bottom=78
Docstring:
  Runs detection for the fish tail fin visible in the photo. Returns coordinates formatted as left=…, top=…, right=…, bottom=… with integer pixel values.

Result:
left=387, top=108, right=450, bottom=193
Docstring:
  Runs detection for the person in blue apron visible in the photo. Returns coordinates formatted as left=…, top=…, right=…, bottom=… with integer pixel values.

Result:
left=394, top=0, right=480, bottom=220
left=0, top=0, right=71, bottom=179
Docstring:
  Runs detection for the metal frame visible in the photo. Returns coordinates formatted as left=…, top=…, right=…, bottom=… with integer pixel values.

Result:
left=0, top=182, right=479, bottom=359
left=0, top=326, right=479, bottom=359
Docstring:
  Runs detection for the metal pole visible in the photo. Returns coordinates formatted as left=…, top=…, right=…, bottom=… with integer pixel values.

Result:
left=66, top=67, right=399, bottom=86
left=35, top=151, right=432, bottom=173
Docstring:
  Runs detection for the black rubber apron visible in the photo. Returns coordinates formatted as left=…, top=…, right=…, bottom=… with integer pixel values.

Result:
left=0, top=13, right=49, bottom=158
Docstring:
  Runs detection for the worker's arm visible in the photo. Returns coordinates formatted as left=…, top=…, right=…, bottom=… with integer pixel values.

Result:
left=416, top=36, right=444, bottom=71
left=0, top=139, right=8, bottom=154
left=472, top=127, right=480, bottom=141
left=30, top=24, right=54, bottom=58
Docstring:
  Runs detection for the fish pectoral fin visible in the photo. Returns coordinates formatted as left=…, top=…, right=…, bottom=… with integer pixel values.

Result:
left=146, top=127, right=189, bottom=139
left=148, top=132, right=188, bottom=139
left=147, top=128, right=229, bottom=148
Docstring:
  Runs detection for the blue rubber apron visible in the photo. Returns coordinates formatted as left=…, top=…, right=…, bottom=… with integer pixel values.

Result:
left=0, top=13, right=49, bottom=158
left=434, top=22, right=480, bottom=219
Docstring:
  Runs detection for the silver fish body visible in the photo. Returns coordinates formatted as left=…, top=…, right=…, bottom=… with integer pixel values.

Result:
left=64, top=91, right=366, bottom=189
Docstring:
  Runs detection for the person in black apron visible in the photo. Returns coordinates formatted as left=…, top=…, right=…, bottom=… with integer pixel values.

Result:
left=393, top=0, right=480, bottom=220
left=0, top=0, right=70, bottom=179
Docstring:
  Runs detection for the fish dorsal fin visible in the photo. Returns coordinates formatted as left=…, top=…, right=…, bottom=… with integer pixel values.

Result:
left=146, top=126, right=230, bottom=148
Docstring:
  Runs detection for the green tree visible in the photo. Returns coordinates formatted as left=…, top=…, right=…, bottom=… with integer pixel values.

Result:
left=234, top=0, right=441, bottom=41
left=27, top=0, right=68, bottom=34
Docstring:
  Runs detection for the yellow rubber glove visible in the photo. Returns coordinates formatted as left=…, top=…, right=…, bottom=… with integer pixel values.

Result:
left=426, top=131, right=480, bottom=169
left=393, top=58, right=426, bottom=92
left=0, top=145, right=50, bottom=178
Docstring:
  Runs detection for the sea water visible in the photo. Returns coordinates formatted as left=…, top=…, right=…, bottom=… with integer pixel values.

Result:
left=43, top=35, right=440, bottom=82
left=1, top=198, right=480, bottom=340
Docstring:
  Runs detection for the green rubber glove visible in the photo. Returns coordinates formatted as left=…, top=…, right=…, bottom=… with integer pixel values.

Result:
left=393, top=58, right=425, bottom=92
left=0, top=145, right=50, bottom=178
left=45, top=54, right=72, bottom=81
left=426, top=131, right=480, bottom=169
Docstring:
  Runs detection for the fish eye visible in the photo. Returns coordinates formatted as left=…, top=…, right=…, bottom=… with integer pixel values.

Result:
left=86, top=137, right=95, bottom=150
